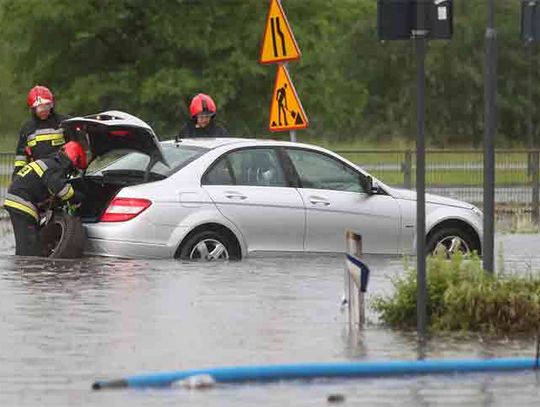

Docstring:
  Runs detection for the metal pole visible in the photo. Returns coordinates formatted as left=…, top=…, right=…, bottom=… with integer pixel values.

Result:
left=290, top=130, right=297, bottom=142
left=528, top=40, right=533, bottom=149
left=528, top=38, right=540, bottom=225
left=414, top=6, right=427, bottom=337
left=483, top=0, right=497, bottom=274
left=403, top=149, right=412, bottom=189
left=533, top=151, right=540, bottom=224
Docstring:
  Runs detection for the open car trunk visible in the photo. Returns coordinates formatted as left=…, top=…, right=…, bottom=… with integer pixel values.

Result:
left=41, top=110, right=172, bottom=258
left=69, top=177, right=124, bottom=223
left=61, top=110, right=168, bottom=223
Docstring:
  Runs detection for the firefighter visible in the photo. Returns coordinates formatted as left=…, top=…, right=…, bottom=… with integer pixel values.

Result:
left=3, top=141, right=87, bottom=256
left=178, top=93, right=229, bottom=138
left=12, top=85, right=70, bottom=178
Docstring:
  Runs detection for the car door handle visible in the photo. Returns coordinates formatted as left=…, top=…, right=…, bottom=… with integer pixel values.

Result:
left=225, top=193, right=247, bottom=200
left=309, top=197, right=330, bottom=206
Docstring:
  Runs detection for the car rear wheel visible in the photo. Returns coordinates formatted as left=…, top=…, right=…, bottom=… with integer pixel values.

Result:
left=426, top=227, right=476, bottom=258
left=179, top=230, right=239, bottom=261
left=40, top=212, right=86, bottom=258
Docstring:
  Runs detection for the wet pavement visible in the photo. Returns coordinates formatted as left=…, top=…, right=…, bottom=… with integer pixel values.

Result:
left=2, top=219, right=540, bottom=406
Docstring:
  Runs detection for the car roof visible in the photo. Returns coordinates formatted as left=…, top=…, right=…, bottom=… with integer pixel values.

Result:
left=160, top=137, right=324, bottom=151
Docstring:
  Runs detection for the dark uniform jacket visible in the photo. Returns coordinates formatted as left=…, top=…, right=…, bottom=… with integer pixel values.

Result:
left=4, top=154, right=83, bottom=223
left=13, top=111, right=70, bottom=177
left=178, top=120, right=229, bottom=138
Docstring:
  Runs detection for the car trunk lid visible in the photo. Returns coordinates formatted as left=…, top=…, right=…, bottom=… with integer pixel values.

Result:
left=61, top=110, right=167, bottom=165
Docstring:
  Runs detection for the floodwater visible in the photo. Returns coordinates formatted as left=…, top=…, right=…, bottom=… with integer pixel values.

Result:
left=2, top=219, right=540, bottom=406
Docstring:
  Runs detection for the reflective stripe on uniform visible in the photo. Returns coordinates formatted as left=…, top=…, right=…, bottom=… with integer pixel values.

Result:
left=34, top=159, right=48, bottom=171
left=57, top=184, right=74, bottom=201
left=26, top=127, right=65, bottom=139
left=28, top=161, right=46, bottom=177
left=14, top=154, right=27, bottom=168
left=3, top=193, right=39, bottom=221
left=26, top=133, right=65, bottom=147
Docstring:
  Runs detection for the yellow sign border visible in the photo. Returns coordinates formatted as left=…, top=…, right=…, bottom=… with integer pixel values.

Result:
left=258, top=0, right=301, bottom=65
left=269, top=64, right=308, bottom=133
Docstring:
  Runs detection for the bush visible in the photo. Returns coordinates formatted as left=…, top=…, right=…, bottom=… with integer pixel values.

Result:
left=372, top=253, right=540, bottom=335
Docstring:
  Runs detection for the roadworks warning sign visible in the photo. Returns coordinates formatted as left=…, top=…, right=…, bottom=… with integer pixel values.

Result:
left=259, top=0, right=301, bottom=64
left=269, top=64, right=308, bottom=132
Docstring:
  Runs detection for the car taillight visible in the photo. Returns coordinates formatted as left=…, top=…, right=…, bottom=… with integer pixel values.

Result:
left=100, top=198, right=152, bottom=222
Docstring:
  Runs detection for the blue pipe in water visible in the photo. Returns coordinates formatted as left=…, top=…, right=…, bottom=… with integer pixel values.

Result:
left=92, top=357, right=540, bottom=390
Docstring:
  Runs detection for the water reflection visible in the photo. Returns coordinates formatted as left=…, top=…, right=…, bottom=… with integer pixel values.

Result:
left=1, top=224, right=540, bottom=405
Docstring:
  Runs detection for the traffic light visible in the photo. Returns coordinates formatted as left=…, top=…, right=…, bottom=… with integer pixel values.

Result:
left=521, top=0, right=540, bottom=42
left=377, top=0, right=453, bottom=41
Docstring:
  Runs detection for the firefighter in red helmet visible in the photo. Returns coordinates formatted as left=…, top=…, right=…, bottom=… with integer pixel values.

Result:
left=12, top=85, right=70, bottom=178
left=3, top=141, right=87, bottom=256
left=178, top=93, right=229, bottom=138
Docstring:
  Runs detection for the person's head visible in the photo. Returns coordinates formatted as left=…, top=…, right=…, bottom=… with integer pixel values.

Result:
left=189, top=93, right=217, bottom=129
left=61, top=141, right=87, bottom=172
left=27, top=85, right=55, bottom=120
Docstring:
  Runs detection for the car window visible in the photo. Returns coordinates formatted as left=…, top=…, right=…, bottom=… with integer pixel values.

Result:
left=286, top=148, right=363, bottom=192
left=87, top=144, right=208, bottom=177
left=203, top=148, right=287, bottom=187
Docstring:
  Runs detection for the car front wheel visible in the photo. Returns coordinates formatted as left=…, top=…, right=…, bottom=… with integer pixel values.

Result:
left=179, top=230, right=239, bottom=261
left=426, top=227, right=477, bottom=258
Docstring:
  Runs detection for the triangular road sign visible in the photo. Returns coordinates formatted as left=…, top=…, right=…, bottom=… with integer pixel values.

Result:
left=269, top=64, right=308, bottom=132
left=259, top=0, right=301, bottom=64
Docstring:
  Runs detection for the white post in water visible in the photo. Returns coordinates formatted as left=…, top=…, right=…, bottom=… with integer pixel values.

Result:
left=344, top=230, right=370, bottom=327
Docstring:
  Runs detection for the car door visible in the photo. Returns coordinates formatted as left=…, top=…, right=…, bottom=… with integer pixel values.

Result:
left=202, top=147, right=305, bottom=252
left=284, top=148, right=401, bottom=254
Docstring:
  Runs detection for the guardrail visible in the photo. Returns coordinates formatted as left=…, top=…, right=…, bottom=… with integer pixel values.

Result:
left=0, top=153, right=11, bottom=218
left=0, top=149, right=539, bottom=223
left=336, top=149, right=540, bottom=224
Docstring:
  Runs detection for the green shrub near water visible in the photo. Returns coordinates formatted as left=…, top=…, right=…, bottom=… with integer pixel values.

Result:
left=372, top=254, right=540, bottom=335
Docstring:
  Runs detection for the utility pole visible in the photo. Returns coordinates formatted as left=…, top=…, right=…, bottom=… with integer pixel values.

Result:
left=414, top=5, right=427, bottom=340
left=483, top=0, right=497, bottom=274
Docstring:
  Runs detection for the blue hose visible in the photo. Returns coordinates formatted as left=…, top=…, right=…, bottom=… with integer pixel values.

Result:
left=92, top=357, right=539, bottom=390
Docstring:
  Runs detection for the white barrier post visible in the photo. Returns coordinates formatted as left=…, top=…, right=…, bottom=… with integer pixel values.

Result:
left=345, top=230, right=370, bottom=327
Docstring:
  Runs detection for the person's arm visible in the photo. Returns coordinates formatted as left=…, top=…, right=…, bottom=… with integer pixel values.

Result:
left=43, top=168, right=84, bottom=205
left=12, top=129, right=28, bottom=179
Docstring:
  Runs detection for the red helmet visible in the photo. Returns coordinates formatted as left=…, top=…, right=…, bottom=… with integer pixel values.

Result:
left=27, top=85, right=55, bottom=109
left=190, top=93, right=217, bottom=118
left=62, top=141, right=87, bottom=170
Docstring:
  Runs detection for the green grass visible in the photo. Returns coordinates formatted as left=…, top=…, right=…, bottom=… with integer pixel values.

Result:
left=364, top=168, right=533, bottom=187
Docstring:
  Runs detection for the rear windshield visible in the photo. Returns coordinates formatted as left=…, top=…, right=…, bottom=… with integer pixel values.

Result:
left=87, top=143, right=208, bottom=178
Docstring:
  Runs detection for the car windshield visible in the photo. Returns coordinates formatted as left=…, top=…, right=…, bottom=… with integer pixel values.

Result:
left=87, top=143, right=209, bottom=178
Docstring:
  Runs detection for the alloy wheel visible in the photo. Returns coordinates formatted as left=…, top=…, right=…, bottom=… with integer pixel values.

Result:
left=432, top=235, right=471, bottom=258
left=189, top=238, right=229, bottom=261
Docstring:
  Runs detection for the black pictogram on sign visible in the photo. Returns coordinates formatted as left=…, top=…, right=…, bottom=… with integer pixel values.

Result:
left=269, top=64, right=308, bottom=132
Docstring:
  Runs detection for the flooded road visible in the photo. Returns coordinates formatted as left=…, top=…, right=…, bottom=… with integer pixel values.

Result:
left=2, top=220, right=540, bottom=406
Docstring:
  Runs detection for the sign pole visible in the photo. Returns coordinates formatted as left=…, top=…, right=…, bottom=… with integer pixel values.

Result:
left=483, top=0, right=497, bottom=274
left=290, top=130, right=297, bottom=142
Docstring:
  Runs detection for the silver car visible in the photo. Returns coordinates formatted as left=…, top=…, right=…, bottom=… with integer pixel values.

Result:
left=64, top=111, right=483, bottom=260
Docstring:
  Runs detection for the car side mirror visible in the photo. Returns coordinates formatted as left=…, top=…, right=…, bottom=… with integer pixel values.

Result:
left=360, top=175, right=374, bottom=195
left=360, top=175, right=380, bottom=195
